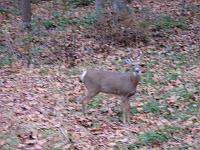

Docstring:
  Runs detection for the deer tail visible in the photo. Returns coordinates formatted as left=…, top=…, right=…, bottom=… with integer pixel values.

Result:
left=80, top=70, right=87, bottom=82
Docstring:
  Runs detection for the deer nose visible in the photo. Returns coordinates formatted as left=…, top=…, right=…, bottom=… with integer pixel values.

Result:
left=134, top=68, right=140, bottom=73
left=134, top=64, right=141, bottom=73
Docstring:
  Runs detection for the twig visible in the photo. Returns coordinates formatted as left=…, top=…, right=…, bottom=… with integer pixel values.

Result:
left=59, top=126, right=70, bottom=143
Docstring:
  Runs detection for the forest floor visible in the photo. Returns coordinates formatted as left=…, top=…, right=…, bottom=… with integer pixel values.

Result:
left=0, top=0, right=200, bottom=150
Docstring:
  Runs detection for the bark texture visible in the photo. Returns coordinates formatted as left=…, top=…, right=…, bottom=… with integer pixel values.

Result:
left=20, top=0, right=31, bottom=29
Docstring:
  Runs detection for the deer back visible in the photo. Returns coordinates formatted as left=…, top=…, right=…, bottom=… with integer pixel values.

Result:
left=82, top=70, right=140, bottom=96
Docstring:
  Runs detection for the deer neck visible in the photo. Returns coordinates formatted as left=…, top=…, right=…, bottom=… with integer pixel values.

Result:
left=133, top=72, right=141, bottom=80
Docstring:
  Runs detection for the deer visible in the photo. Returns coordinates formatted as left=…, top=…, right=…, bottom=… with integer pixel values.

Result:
left=80, top=51, right=143, bottom=123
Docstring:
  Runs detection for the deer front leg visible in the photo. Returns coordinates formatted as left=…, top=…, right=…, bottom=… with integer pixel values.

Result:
left=124, top=98, right=131, bottom=124
left=121, top=96, right=131, bottom=124
left=82, top=91, right=99, bottom=114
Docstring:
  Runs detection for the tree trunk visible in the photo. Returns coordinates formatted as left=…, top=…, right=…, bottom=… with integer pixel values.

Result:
left=95, top=0, right=105, bottom=19
left=20, top=0, right=31, bottom=30
left=112, top=0, right=130, bottom=14
left=181, top=0, right=187, bottom=16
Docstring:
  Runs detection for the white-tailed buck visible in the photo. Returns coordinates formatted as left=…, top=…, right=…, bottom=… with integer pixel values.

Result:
left=80, top=51, right=143, bottom=123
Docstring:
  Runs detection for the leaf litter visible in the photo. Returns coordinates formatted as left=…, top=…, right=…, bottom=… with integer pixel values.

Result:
left=0, top=0, right=200, bottom=149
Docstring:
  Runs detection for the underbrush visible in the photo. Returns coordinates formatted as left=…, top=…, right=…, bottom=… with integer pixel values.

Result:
left=155, top=16, right=187, bottom=31
left=129, top=130, right=169, bottom=149
left=85, top=14, right=150, bottom=46
left=0, top=132, right=19, bottom=150
left=0, top=46, right=12, bottom=68
left=68, top=0, right=94, bottom=8
left=1, top=0, right=192, bottom=68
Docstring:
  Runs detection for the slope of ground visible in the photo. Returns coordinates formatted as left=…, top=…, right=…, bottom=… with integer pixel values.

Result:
left=0, top=0, right=200, bottom=149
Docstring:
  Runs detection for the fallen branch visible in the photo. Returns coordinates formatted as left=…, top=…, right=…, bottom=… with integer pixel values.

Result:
left=59, top=127, right=70, bottom=143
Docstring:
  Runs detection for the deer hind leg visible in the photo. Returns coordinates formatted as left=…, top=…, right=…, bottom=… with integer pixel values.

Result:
left=82, top=90, right=99, bottom=115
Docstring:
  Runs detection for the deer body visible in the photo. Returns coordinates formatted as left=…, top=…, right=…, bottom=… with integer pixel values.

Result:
left=82, top=70, right=140, bottom=96
left=80, top=51, right=143, bottom=123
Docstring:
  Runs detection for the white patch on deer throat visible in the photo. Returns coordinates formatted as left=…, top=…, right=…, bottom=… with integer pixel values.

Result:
left=133, top=71, right=141, bottom=76
left=80, top=70, right=87, bottom=81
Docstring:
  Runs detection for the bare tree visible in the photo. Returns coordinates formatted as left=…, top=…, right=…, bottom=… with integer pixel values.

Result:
left=95, top=0, right=105, bottom=18
left=95, top=0, right=131, bottom=18
left=181, top=0, right=187, bottom=16
left=20, top=0, right=31, bottom=30
left=112, top=0, right=130, bottom=14
left=20, top=0, right=32, bottom=66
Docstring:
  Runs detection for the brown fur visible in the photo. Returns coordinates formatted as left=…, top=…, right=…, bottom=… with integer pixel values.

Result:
left=81, top=69, right=141, bottom=123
